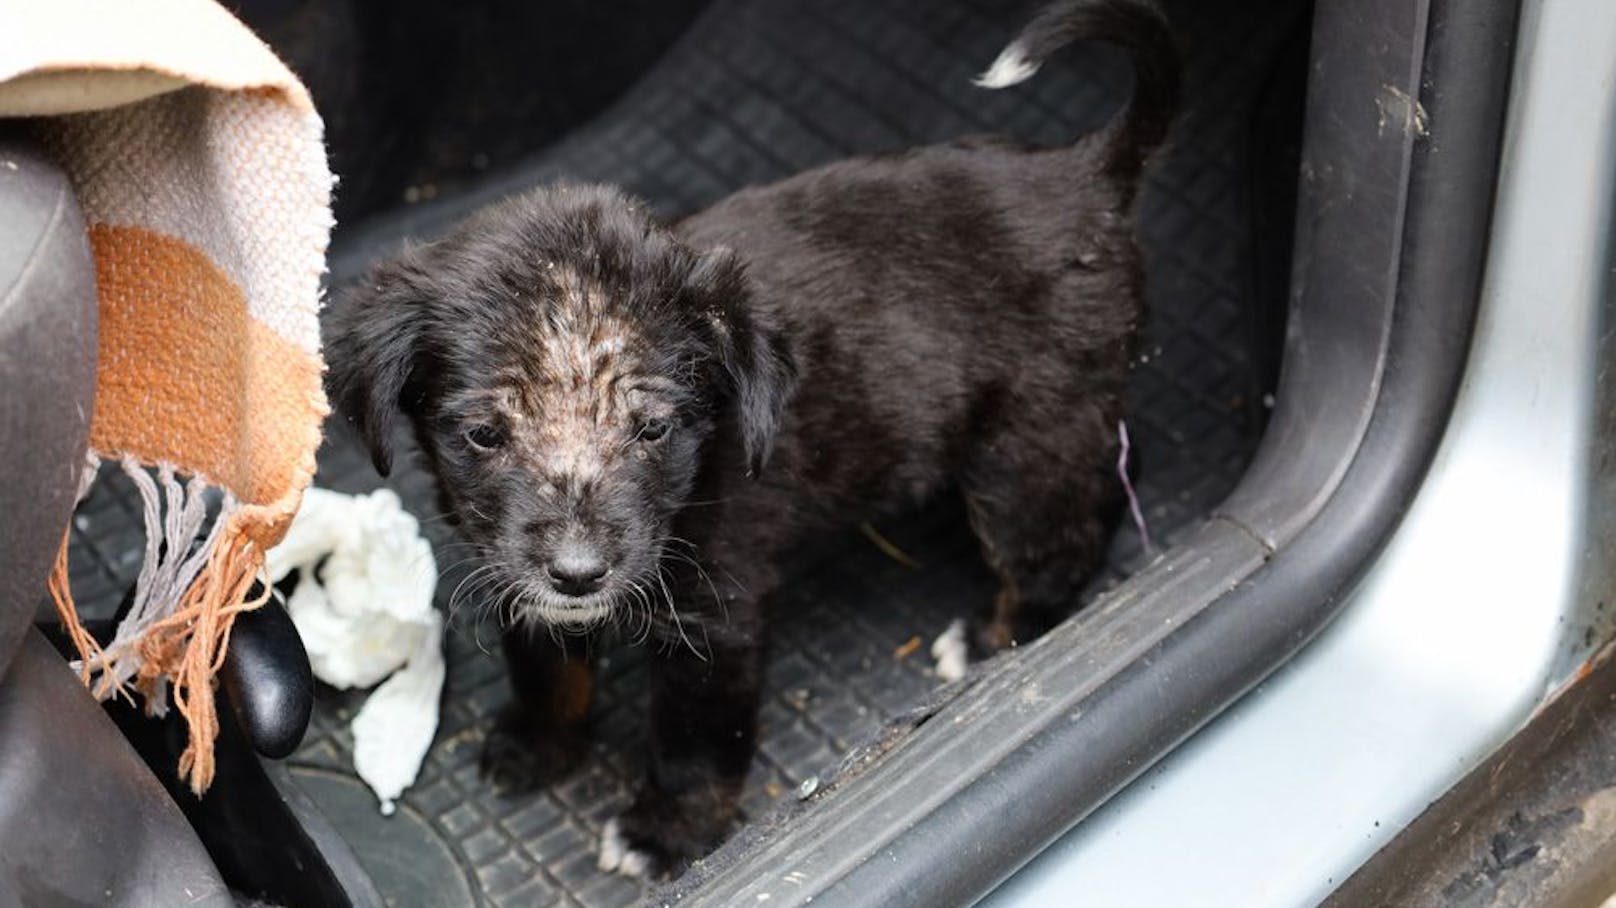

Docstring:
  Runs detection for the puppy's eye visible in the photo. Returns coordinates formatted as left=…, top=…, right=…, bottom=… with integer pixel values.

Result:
left=463, top=424, right=507, bottom=452
left=637, top=417, right=671, bottom=443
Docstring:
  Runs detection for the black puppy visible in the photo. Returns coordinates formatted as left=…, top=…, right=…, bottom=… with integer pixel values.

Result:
left=326, top=0, right=1178, bottom=878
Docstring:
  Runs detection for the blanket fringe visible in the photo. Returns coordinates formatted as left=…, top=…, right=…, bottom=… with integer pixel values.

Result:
left=144, top=513, right=272, bottom=792
left=49, top=530, right=105, bottom=688
left=51, top=459, right=274, bottom=794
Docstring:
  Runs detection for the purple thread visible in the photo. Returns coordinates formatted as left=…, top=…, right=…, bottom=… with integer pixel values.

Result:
left=1117, top=419, right=1153, bottom=554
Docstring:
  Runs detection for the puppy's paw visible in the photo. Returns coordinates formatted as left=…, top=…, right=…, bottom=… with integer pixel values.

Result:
left=478, top=705, right=589, bottom=794
left=596, top=791, right=734, bottom=880
left=596, top=817, right=663, bottom=878
left=932, top=618, right=970, bottom=683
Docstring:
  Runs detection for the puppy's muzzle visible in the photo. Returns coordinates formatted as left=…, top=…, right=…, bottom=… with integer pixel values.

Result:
left=545, top=541, right=611, bottom=597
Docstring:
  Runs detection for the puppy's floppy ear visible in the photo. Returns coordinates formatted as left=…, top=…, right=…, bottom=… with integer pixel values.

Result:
left=323, top=267, right=426, bottom=477
left=692, top=247, right=797, bottom=476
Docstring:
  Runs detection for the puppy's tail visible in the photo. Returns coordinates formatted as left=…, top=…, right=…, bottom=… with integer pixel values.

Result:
left=975, top=0, right=1180, bottom=182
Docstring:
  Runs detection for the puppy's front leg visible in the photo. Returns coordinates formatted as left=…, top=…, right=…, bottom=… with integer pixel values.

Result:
left=599, top=626, right=762, bottom=878
left=480, top=626, right=594, bottom=793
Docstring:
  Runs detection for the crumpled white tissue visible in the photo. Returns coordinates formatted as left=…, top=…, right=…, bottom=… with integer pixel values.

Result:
left=267, top=487, right=443, bottom=815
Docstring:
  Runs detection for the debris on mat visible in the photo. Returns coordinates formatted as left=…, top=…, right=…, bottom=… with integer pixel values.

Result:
left=932, top=619, right=970, bottom=684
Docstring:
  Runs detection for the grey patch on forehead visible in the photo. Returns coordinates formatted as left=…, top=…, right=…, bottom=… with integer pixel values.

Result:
left=531, top=267, right=640, bottom=385
left=479, top=265, right=655, bottom=481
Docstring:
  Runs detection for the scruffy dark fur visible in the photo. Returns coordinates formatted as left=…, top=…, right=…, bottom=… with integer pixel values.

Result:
left=326, top=0, right=1178, bottom=878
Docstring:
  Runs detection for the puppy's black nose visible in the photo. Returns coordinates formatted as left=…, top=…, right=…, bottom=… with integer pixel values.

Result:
left=547, top=549, right=609, bottom=596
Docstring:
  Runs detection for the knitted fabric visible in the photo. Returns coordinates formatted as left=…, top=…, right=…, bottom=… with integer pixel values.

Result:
left=1, top=0, right=332, bottom=792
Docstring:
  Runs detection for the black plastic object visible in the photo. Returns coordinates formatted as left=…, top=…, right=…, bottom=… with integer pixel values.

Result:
left=0, top=127, right=97, bottom=670
left=221, top=585, right=315, bottom=758
left=0, top=631, right=235, bottom=908
left=37, top=610, right=385, bottom=908
left=669, top=0, right=1520, bottom=904
left=111, top=686, right=386, bottom=908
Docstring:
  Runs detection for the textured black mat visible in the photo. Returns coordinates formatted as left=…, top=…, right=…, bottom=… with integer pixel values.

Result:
left=60, top=0, right=1306, bottom=904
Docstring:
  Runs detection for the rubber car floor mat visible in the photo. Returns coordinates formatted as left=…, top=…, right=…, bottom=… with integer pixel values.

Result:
left=60, top=0, right=1308, bottom=904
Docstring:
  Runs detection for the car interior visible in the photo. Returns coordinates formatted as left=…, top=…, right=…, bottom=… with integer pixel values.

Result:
left=4, top=0, right=1548, bottom=905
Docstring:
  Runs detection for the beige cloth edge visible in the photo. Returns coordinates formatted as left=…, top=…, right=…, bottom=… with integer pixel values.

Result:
left=0, top=68, right=190, bottom=116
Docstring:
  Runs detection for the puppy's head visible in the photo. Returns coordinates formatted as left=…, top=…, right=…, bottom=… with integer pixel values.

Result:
left=325, top=184, right=794, bottom=628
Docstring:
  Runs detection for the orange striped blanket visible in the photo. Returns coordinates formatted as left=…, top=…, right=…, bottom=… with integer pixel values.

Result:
left=0, top=0, right=332, bottom=792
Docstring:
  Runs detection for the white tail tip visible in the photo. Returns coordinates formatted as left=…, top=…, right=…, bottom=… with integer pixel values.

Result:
left=973, top=44, right=1039, bottom=89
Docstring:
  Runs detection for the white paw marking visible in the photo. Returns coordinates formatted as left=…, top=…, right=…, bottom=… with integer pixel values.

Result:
left=973, top=43, right=1040, bottom=89
left=932, top=618, right=969, bottom=683
left=597, top=817, right=653, bottom=877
